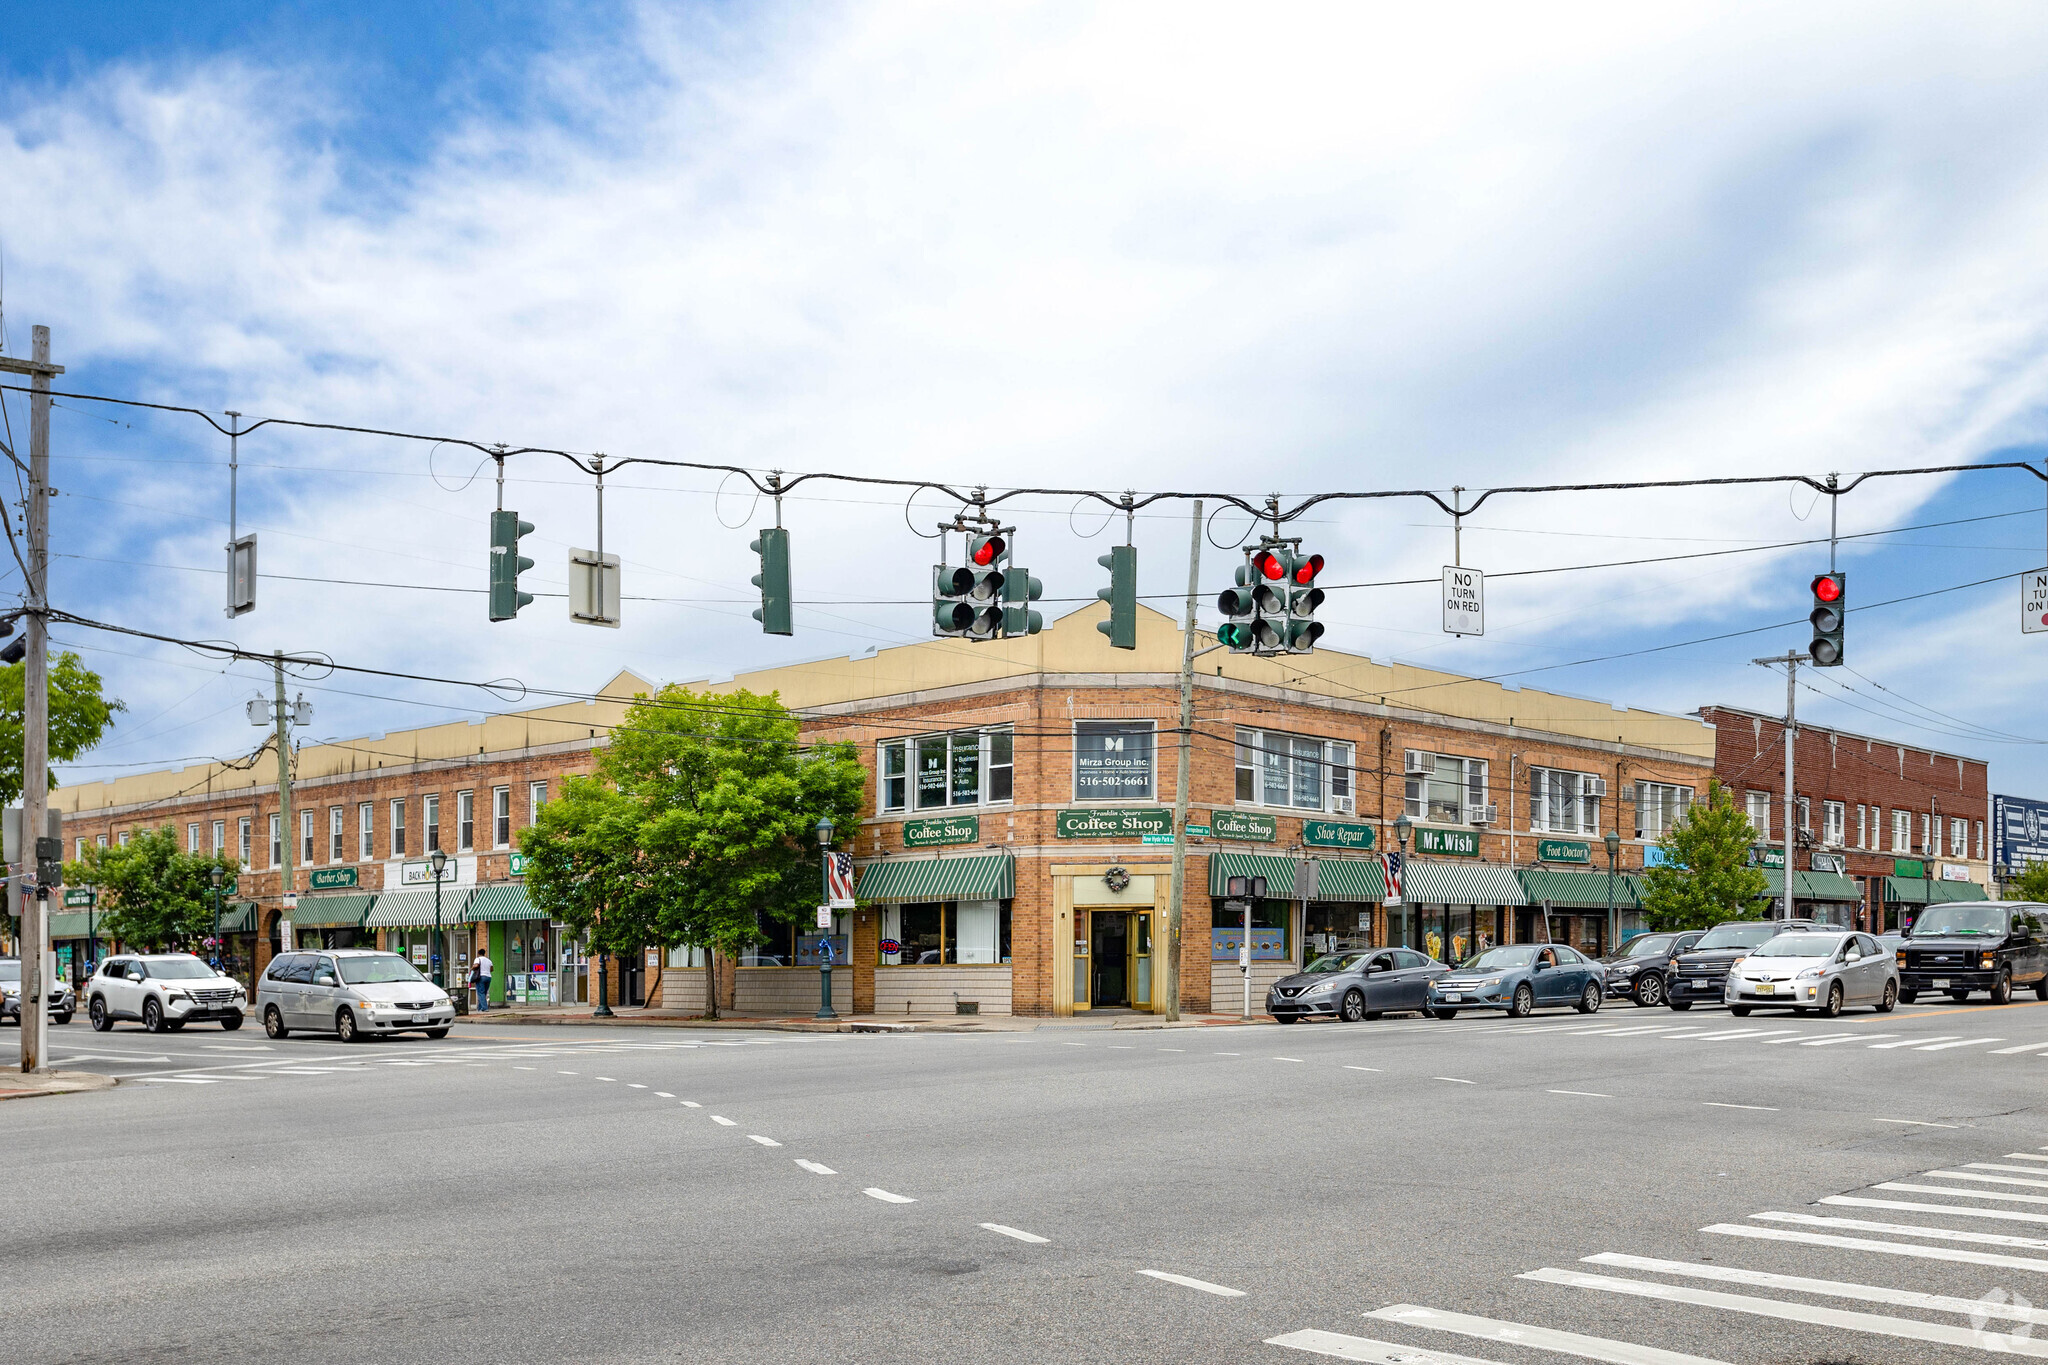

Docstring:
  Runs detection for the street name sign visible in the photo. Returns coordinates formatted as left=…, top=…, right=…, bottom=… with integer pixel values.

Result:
left=1442, top=566, right=1484, bottom=636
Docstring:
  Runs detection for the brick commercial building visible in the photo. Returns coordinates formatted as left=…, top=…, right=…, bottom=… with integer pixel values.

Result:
left=53, top=604, right=1718, bottom=1017
left=1697, top=705, right=1992, bottom=932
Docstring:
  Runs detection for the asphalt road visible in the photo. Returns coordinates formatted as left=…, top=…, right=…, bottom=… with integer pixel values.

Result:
left=5, top=996, right=2048, bottom=1365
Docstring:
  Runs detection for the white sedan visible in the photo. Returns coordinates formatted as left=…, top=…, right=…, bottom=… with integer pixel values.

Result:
left=1725, top=930, right=1897, bottom=1018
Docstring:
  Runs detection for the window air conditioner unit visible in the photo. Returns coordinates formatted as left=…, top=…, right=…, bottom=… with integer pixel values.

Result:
left=1584, top=777, right=1607, bottom=797
left=1467, top=804, right=1498, bottom=826
left=1332, top=795, right=1354, bottom=814
left=1404, top=751, right=1432, bottom=776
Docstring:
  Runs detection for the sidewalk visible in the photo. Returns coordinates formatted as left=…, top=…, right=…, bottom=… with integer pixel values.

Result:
left=459, top=1004, right=1275, bottom=1033
left=0, top=1069, right=117, bottom=1101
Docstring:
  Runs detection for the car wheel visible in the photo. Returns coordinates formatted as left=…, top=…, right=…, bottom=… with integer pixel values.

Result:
left=1949, top=989, right=1971, bottom=1002
left=424, top=1027, right=450, bottom=1039
left=142, top=999, right=164, bottom=1034
left=220, top=1013, right=244, bottom=1031
left=1273, top=1013, right=1298, bottom=1025
left=1820, top=982, right=1845, bottom=1018
left=2036, top=976, right=2048, bottom=1002
left=88, top=996, right=111, bottom=1031
left=263, top=1005, right=289, bottom=1039
left=336, top=1008, right=363, bottom=1043
left=1363, top=1011, right=1383, bottom=1022
left=1508, top=984, right=1534, bottom=1018
left=1991, top=970, right=2013, bottom=1006
left=1430, top=1008, right=1458, bottom=1020
left=1340, top=990, right=1366, bottom=1022
left=1635, top=975, right=1664, bottom=1008
left=1877, top=979, right=1898, bottom=1013
left=54, top=1012, right=73, bottom=1026
left=1667, top=1000, right=1693, bottom=1011
left=1898, top=989, right=1918, bottom=1004
left=1576, top=983, right=1601, bottom=1014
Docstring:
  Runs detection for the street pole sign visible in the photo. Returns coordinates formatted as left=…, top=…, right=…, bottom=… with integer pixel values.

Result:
left=2023, top=568, right=2048, bottom=634
left=1442, top=566, right=1484, bottom=636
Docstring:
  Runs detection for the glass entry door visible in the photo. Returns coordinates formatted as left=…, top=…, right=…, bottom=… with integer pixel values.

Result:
left=1073, top=913, right=1090, bottom=1012
left=1131, top=912, right=1153, bottom=1010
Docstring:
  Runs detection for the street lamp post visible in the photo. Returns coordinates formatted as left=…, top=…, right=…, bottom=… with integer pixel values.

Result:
left=429, top=847, right=447, bottom=992
left=1604, top=830, right=1622, bottom=959
left=1393, top=813, right=1412, bottom=950
left=208, top=865, right=225, bottom=974
left=814, top=816, right=838, bottom=1021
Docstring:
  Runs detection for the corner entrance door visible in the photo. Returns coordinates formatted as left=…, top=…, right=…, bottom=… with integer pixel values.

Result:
left=1091, top=912, right=1129, bottom=1007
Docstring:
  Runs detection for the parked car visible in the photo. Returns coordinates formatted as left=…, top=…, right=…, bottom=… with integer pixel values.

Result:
left=258, top=949, right=454, bottom=1042
left=1267, top=947, right=1449, bottom=1023
left=1599, top=931, right=1704, bottom=1007
left=1897, top=901, right=2048, bottom=1004
left=1425, top=943, right=1604, bottom=1019
left=0, top=958, right=74, bottom=1025
left=1665, top=919, right=1830, bottom=1010
left=87, top=954, right=244, bottom=1032
left=1726, top=930, right=1898, bottom=1017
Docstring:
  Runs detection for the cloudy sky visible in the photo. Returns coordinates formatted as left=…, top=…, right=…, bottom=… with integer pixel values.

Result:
left=5, top=1, right=2048, bottom=799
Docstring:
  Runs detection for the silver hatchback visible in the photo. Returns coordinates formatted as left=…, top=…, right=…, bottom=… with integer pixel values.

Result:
left=258, top=949, right=454, bottom=1042
left=1725, top=930, right=1898, bottom=1018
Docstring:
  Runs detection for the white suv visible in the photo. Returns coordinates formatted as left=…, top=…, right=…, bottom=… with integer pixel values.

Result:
left=88, top=954, right=247, bottom=1032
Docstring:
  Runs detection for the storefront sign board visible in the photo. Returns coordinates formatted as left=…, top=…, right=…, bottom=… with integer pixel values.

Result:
left=1536, top=839, right=1589, bottom=865
left=1302, top=820, right=1376, bottom=850
left=903, top=814, right=980, bottom=848
left=1207, top=810, right=1276, bottom=842
left=308, top=867, right=358, bottom=890
left=1893, top=858, right=1926, bottom=879
left=1416, top=827, right=1479, bottom=857
left=1056, top=807, right=1171, bottom=839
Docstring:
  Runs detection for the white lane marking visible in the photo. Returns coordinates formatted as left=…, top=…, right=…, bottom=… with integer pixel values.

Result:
left=680, top=1101, right=702, bottom=1108
left=1958, top=1163, right=2048, bottom=1181
left=1916, top=1037, right=2003, bottom=1051
left=1138, top=1269, right=1245, bottom=1298
left=262, top=1067, right=352, bottom=1075
left=1825, top=1195, right=2048, bottom=1225
left=2005, top=1152, right=2048, bottom=1162
left=654, top=1091, right=673, bottom=1097
left=1267, top=1328, right=1514, bottom=1363
left=1586, top=1250, right=2048, bottom=1324
left=1871, top=1035, right=1954, bottom=1049
left=1759, top=1035, right=1804, bottom=1044
left=1654, top=1030, right=1721, bottom=1039
left=513, top=1066, right=535, bottom=1071
left=595, top=1076, right=616, bottom=1082
left=1593, top=1026, right=1683, bottom=1037
left=1549, top=1090, right=1611, bottom=1098
left=1704, top=1222, right=2048, bottom=1272
left=1756, top=1210, right=2048, bottom=1250
left=979, top=1222, right=1049, bottom=1243
left=1433, top=1077, right=1476, bottom=1085
left=1521, top=1266, right=2048, bottom=1358
left=1157, top=1047, right=1185, bottom=1052
left=48, top=1053, right=171, bottom=1064
left=1991, top=1042, right=2048, bottom=1055
left=710, top=1115, right=737, bottom=1127
left=1274, top=1057, right=1305, bottom=1063
left=1365, top=1303, right=1732, bottom=1365
left=747, top=1135, right=782, bottom=1147
left=794, top=1160, right=836, bottom=1175
left=556, top=1070, right=578, bottom=1075
left=863, top=1188, right=915, bottom=1204
left=1213, top=1052, right=1241, bottom=1056
left=1058, top=1042, right=1088, bottom=1048
left=201, top=1044, right=274, bottom=1051
left=1681, top=1029, right=1762, bottom=1042
left=1702, top=1102, right=1776, bottom=1111
left=1800, top=1034, right=1891, bottom=1046
left=166, top=1073, right=264, bottom=1081
left=1344, top=1065, right=1383, bottom=1072
left=143, top=1076, right=217, bottom=1084
left=1877, top=1181, right=2048, bottom=1207
left=627, top=1083, right=647, bottom=1089
left=1870, top=1118, right=1959, bottom=1128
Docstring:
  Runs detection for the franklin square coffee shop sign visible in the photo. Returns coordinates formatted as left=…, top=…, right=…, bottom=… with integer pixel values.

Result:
left=1056, top=807, right=1172, bottom=839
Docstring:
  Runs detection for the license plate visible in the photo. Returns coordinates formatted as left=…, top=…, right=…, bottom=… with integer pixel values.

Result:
left=1441, top=993, right=1462, bottom=1002
left=411, top=1014, right=431, bottom=1023
left=1930, top=979, right=1948, bottom=989
left=1755, top=983, right=1776, bottom=995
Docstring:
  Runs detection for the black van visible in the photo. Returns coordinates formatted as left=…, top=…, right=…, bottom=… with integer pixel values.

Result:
left=1897, top=901, right=2048, bottom=1005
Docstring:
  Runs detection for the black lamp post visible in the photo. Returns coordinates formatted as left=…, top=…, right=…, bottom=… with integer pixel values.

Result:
left=84, top=880, right=98, bottom=984
left=1393, top=813, right=1412, bottom=949
left=814, top=816, right=838, bottom=1021
left=429, top=847, right=447, bottom=991
left=208, top=865, right=225, bottom=974
left=1604, top=829, right=1622, bottom=959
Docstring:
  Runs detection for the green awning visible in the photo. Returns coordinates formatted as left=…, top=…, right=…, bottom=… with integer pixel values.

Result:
left=854, top=854, right=1015, bottom=903
left=1885, top=876, right=1989, bottom=904
left=1404, top=861, right=1529, bottom=906
left=1519, top=868, right=1641, bottom=910
left=217, top=902, right=257, bottom=934
left=48, top=913, right=112, bottom=940
left=468, top=883, right=550, bottom=922
left=364, top=888, right=472, bottom=928
left=290, top=893, right=376, bottom=928
left=1306, top=857, right=1385, bottom=903
left=1763, top=870, right=1863, bottom=902
left=1208, top=853, right=1304, bottom=898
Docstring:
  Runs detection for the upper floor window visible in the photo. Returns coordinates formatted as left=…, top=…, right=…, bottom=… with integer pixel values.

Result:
left=1891, top=809, right=1910, bottom=854
left=878, top=727, right=1015, bottom=813
left=238, top=818, right=251, bottom=863
left=458, top=790, right=476, bottom=852
left=1797, top=797, right=1811, bottom=834
left=188, top=823, right=201, bottom=853
left=1745, top=791, right=1772, bottom=840
left=269, top=814, right=282, bottom=868
left=391, top=799, right=408, bottom=858
left=494, top=786, right=512, bottom=848
left=212, top=820, right=226, bottom=855
left=358, top=804, right=374, bottom=861
left=1950, top=817, right=1967, bottom=861
left=424, top=795, right=441, bottom=853
left=329, top=806, right=344, bottom=863
left=1234, top=729, right=1354, bottom=813
left=1405, top=751, right=1489, bottom=825
left=530, top=781, right=548, bottom=824
left=301, top=809, right=316, bottom=864
left=1824, top=801, right=1846, bottom=847
left=1072, top=721, right=1151, bottom=803
left=1529, top=767, right=1603, bottom=835
left=1635, top=782, right=1692, bottom=839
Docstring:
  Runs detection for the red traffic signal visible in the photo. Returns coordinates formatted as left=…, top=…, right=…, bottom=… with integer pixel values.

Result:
left=1810, top=573, right=1841, bottom=603
left=970, top=534, right=1006, bottom=567
left=1292, top=553, right=1324, bottom=585
left=1251, top=549, right=1287, bottom=580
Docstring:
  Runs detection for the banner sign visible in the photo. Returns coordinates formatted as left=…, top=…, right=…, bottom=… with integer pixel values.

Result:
left=903, top=814, right=979, bottom=848
left=1536, top=839, right=1590, bottom=865
left=1303, top=819, right=1376, bottom=851
left=62, top=887, right=94, bottom=908
left=508, top=852, right=528, bottom=877
left=1056, top=807, right=1171, bottom=839
left=1748, top=846, right=1787, bottom=870
left=1207, top=810, right=1276, bottom=842
left=1416, top=828, right=1479, bottom=857
left=1893, top=858, right=1926, bottom=879
left=1994, top=794, right=2048, bottom=871
left=1382, top=851, right=1404, bottom=906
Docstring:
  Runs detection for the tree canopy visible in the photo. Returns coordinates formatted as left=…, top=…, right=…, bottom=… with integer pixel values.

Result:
left=1639, top=779, right=1771, bottom=931
left=64, top=826, right=240, bottom=952
left=0, top=651, right=125, bottom=804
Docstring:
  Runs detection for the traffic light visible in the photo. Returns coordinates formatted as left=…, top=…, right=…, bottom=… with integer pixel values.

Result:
left=1249, top=547, right=1291, bottom=650
left=1003, top=564, right=1043, bottom=637
left=962, top=535, right=1006, bottom=640
left=750, top=527, right=792, bottom=636
left=1096, top=545, right=1136, bottom=650
left=1286, top=551, right=1325, bottom=651
left=1809, top=571, right=1845, bottom=666
left=488, top=510, right=536, bottom=621
left=933, top=564, right=977, bottom=637
left=1216, top=565, right=1260, bottom=651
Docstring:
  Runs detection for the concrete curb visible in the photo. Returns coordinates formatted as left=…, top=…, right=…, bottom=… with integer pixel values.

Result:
left=454, top=1010, right=1277, bottom=1034
left=0, top=1069, right=117, bottom=1101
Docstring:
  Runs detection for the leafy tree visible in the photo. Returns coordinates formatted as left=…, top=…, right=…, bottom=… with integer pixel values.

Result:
left=517, top=777, right=659, bottom=1003
left=0, top=652, right=125, bottom=804
left=2008, top=860, right=2048, bottom=903
left=65, top=826, right=240, bottom=952
left=1640, top=779, right=1771, bottom=931
left=600, top=685, right=865, bottom=1017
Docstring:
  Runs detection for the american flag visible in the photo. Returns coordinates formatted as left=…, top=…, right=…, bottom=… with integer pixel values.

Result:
left=1381, top=850, right=1404, bottom=907
left=825, top=851, right=857, bottom=907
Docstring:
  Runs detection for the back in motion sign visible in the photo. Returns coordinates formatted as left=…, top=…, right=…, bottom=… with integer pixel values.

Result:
left=2024, top=568, right=2048, bottom=634
left=1442, top=566, right=1484, bottom=636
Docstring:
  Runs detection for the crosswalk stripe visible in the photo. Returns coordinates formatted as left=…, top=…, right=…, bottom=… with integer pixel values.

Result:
left=1583, top=1251, right=2048, bottom=1324
left=2004, top=1152, right=2048, bottom=1162
left=1363, top=1304, right=1733, bottom=1365
left=1520, top=1267, right=2048, bottom=1358
left=1753, top=1209, right=2048, bottom=1250
left=1267, top=1329, right=1520, bottom=1364
left=1824, top=1195, right=2048, bottom=1225
left=1916, top=1037, right=2003, bottom=1051
left=1937, top=1167, right=2048, bottom=1188
left=1870, top=1035, right=1954, bottom=1049
left=144, top=1076, right=217, bottom=1084
left=1990, top=1042, right=2048, bottom=1055
left=1876, top=1181, right=2048, bottom=1207
left=1968, top=1163, right=2048, bottom=1177
left=1594, top=1026, right=1685, bottom=1037
left=1704, top=1221, right=2048, bottom=1271
left=1800, top=1034, right=1892, bottom=1046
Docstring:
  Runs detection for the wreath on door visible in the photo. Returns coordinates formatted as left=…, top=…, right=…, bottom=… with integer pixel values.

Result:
left=1103, top=866, right=1131, bottom=892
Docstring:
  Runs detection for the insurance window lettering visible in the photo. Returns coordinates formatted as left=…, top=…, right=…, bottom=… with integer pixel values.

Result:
left=1074, top=721, right=1155, bottom=802
left=878, top=728, right=1013, bottom=814
left=1234, top=729, right=1354, bottom=813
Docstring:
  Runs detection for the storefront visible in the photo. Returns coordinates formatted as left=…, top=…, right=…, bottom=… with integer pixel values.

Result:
left=856, top=852, right=1015, bottom=1016
left=1208, top=852, right=1387, bottom=1007
left=366, top=888, right=474, bottom=988
left=1763, top=869, right=1863, bottom=928
left=1883, top=874, right=1989, bottom=934
left=1517, top=868, right=1644, bottom=960
left=1401, top=861, right=1527, bottom=965
left=290, top=893, right=376, bottom=950
left=47, top=912, right=113, bottom=988
left=469, top=884, right=560, bottom=1005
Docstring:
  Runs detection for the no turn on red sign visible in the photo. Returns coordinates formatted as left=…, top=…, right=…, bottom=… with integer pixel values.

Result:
left=1442, top=566, right=1484, bottom=636
left=2024, top=569, right=2048, bottom=634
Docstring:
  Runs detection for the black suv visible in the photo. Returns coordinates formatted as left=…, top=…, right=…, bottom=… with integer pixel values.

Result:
left=1666, top=919, right=1830, bottom=1010
left=1600, top=930, right=1704, bottom=1007
left=1897, top=901, right=2048, bottom=1005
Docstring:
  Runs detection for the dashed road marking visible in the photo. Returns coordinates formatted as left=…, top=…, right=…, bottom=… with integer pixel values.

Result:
left=864, top=1188, right=916, bottom=1204
left=1549, top=1090, right=1610, bottom=1098
left=1139, top=1269, right=1245, bottom=1297
left=1344, top=1065, right=1382, bottom=1072
left=980, top=1223, right=1049, bottom=1243
left=747, top=1135, right=781, bottom=1147
left=680, top=1100, right=702, bottom=1108
left=1703, top=1102, right=1776, bottom=1111
left=795, top=1160, right=836, bottom=1175
left=654, top=1091, right=674, bottom=1097
left=710, top=1115, right=737, bottom=1127
left=1433, top=1077, right=1476, bottom=1085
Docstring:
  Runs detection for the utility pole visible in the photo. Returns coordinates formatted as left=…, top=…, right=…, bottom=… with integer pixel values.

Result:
left=1753, top=650, right=1809, bottom=919
left=1163, top=500, right=1203, bottom=1023
left=273, top=652, right=295, bottom=946
left=1, top=326, right=62, bottom=1074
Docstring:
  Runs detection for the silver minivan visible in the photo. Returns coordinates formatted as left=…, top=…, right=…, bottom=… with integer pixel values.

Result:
left=258, top=949, right=455, bottom=1042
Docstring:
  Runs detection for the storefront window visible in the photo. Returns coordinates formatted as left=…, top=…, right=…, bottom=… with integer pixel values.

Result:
left=1209, top=897, right=1288, bottom=959
left=878, top=901, right=1013, bottom=965
left=1073, top=720, right=1155, bottom=802
left=898, top=903, right=944, bottom=962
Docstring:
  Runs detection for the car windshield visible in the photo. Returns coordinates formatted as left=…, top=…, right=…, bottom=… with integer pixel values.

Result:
left=1303, top=953, right=1370, bottom=974
left=1461, top=946, right=1536, bottom=970
left=337, top=954, right=427, bottom=985
left=1751, top=935, right=1843, bottom=958
left=1911, top=906, right=2007, bottom=937
left=1694, top=923, right=1780, bottom=951
left=147, top=958, right=218, bottom=979
left=1618, top=934, right=1675, bottom=958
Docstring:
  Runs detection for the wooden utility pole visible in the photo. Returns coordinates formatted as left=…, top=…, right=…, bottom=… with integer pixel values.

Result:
left=1163, top=501, right=1203, bottom=1022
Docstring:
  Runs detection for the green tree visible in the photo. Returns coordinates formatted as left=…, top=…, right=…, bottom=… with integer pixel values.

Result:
left=517, top=777, right=660, bottom=1001
left=0, top=651, right=125, bottom=804
left=600, top=685, right=866, bottom=1018
left=1640, top=779, right=1771, bottom=931
left=66, top=826, right=240, bottom=952
left=2008, top=860, right=2048, bottom=903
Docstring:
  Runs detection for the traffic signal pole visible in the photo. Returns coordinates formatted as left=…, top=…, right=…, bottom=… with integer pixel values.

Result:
left=1164, top=500, right=1204, bottom=1023
left=1752, top=650, right=1808, bottom=918
left=273, top=651, right=295, bottom=953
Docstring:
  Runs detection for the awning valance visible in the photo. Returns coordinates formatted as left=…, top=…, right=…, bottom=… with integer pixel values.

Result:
left=855, top=854, right=1015, bottom=903
left=1404, top=861, right=1529, bottom=906
left=1763, top=870, right=1862, bottom=902
left=468, top=883, right=549, bottom=922
left=48, top=913, right=111, bottom=940
left=217, top=901, right=257, bottom=934
left=1519, top=868, right=1642, bottom=910
left=364, top=888, right=471, bottom=928
left=1208, top=853, right=1304, bottom=898
left=1305, top=857, right=1385, bottom=903
left=290, top=893, right=376, bottom=928
left=1885, top=876, right=1988, bottom=904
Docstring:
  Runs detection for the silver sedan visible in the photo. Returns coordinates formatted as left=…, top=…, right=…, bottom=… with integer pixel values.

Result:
left=1724, top=930, right=1897, bottom=1018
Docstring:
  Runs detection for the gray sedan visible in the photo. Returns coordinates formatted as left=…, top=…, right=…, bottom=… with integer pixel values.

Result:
left=1267, top=947, right=1448, bottom=1023
left=1724, top=930, right=1898, bottom=1018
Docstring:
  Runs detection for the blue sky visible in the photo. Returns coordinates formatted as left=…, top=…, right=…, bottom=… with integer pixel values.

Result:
left=6, top=2, right=2048, bottom=799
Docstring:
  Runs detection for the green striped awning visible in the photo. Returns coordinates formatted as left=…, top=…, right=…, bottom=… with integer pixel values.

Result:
left=1885, top=876, right=1988, bottom=904
left=1305, top=857, right=1385, bottom=903
left=1519, top=868, right=1641, bottom=910
left=364, top=888, right=472, bottom=929
left=1403, top=861, right=1529, bottom=906
left=854, top=855, right=1015, bottom=903
left=1762, top=870, right=1862, bottom=903
left=1208, top=853, right=1304, bottom=898
left=48, top=913, right=112, bottom=940
left=290, top=893, right=376, bottom=928
left=217, top=901, right=257, bottom=934
left=468, top=883, right=549, bottom=922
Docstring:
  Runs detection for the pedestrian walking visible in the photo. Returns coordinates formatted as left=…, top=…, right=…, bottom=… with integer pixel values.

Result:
left=472, top=948, right=493, bottom=1012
